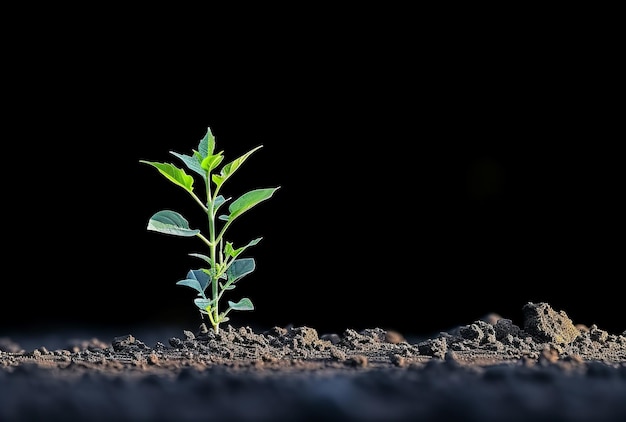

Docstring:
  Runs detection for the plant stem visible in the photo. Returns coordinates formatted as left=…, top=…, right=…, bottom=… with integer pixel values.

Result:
left=207, top=181, right=219, bottom=334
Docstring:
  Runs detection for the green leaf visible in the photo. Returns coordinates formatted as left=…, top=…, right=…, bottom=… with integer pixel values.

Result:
left=219, top=282, right=236, bottom=291
left=198, top=127, right=216, bottom=158
left=225, top=238, right=262, bottom=259
left=225, top=187, right=280, bottom=222
left=211, top=145, right=263, bottom=190
left=147, top=210, right=200, bottom=237
left=176, top=269, right=211, bottom=294
left=188, top=253, right=211, bottom=265
left=176, top=278, right=203, bottom=294
left=169, top=151, right=206, bottom=180
left=227, top=258, right=255, bottom=284
left=213, top=195, right=228, bottom=213
left=194, top=298, right=214, bottom=313
left=228, top=298, right=254, bottom=311
left=139, top=161, right=194, bottom=193
left=201, top=153, right=224, bottom=173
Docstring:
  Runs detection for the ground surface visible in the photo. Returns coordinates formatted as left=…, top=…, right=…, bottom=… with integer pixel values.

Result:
left=1, top=302, right=625, bottom=421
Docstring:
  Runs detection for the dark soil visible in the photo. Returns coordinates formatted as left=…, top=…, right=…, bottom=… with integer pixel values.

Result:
left=1, top=302, right=625, bottom=421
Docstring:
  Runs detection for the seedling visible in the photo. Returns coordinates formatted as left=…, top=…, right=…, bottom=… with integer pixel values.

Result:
left=140, top=127, right=279, bottom=333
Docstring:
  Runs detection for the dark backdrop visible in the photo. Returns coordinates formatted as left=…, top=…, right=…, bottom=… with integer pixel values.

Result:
left=2, top=9, right=622, bottom=339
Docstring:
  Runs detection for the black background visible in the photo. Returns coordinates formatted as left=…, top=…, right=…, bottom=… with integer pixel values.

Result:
left=2, top=8, right=623, bottom=339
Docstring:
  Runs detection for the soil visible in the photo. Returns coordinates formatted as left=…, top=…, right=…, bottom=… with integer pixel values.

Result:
left=1, top=302, right=625, bottom=422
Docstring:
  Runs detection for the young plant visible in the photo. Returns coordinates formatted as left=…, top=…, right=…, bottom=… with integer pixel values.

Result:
left=140, top=127, right=279, bottom=333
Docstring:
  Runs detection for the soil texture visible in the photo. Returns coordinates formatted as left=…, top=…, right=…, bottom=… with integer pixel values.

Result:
left=1, top=302, right=625, bottom=421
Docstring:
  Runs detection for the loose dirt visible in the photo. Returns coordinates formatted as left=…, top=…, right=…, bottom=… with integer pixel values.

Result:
left=1, top=302, right=625, bottom=421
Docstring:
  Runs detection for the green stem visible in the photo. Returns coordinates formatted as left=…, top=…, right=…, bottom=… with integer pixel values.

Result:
left=206, top=308, right=216, bottom=328
left=196, top=233, right=212, bottom=248
left=215, top=219, right=234, bottom=246
left=190, top=191, right=208, bottom=213
left=206, top=178, right=220, bottom=334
